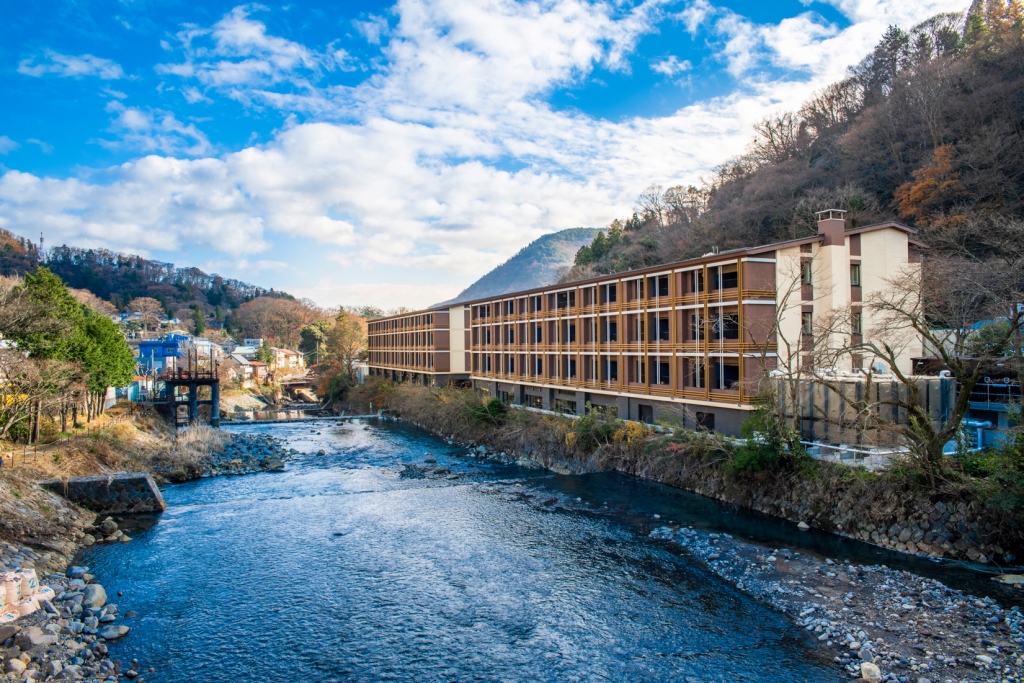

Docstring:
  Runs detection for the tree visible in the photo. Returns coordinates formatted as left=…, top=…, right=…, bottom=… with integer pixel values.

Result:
left=325, top=310, right=367, bottom=379
left=78, top=312, right=136, bottom=417
left=129, top=296, right=165, bottom=333
left=233, top=296, right=320, bottom=346
left=855, top=255, right=1023, bottom=480
left=256, top=340, right=274, bottom=364
left=191, top=306, right=206, bottom=335
left=299, top=319, right=332, bottom=365
left=14, top=267, right=83, bottom=359
left=71, top=288, right=118, bottom=316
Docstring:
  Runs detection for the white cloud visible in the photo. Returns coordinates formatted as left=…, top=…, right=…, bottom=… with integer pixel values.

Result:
left=154, top=4, right=349, bottom=107
left=101, top=102, right=213, bottom=156
left=0, top=137, right=18, bottom=155
left=291, top=280, right=463, bottom=311
left=650, top=55, right=692, bottom=77
left=0, top=0, right=972, bottom=308
left=182, top=86, right=212, bottom=104
left=18, top=50, right=125, bottom=80
left=26, top=139, right=53, bottom=154
left=354, top=15, right=390, bottom=44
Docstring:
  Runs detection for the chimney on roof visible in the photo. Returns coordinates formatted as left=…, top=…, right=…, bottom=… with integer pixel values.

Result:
left=816, top=209, right=846, bottom=247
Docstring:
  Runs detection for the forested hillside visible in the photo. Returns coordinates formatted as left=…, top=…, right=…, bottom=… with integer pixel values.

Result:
left=565, top=3, right=1024, bottom=281
left=0, top=228, right=294, bottom=325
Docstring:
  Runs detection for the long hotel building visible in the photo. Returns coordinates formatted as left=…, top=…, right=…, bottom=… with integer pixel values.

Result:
left=367, top=211, right=925, bottom=435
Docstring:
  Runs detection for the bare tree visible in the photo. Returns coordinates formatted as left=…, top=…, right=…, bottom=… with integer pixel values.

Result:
left=129, top=297, right=165, bottom=333
left=749, top=112, right=811, bottom=165
left=72, top=288, right=118, bottom=316
left=635, top=184, right=665, bottom=227
left=855, top=255, right=1023, bottom=480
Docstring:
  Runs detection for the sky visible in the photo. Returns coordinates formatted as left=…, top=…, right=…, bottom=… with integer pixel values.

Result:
left=0, top=0, right=968, bottom=309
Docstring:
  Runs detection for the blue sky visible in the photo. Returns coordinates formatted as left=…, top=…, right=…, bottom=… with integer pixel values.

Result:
left=0, top=0, right=967, bottom=309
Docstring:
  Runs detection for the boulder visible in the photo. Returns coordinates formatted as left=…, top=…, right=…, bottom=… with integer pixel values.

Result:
left=65, top=566, right=88, bottom=580
left=98, top=625, right=129, bottom=641
left=859, top=662, right=881, bottom=682
left=797, top=521, right=810, bottom=531
left=5, top=659, right=26, bottom=675
left=82, top=584, right=107, bottom=609
left=0, top=624, right=20, bottom=642
left=98, top=520, right=118, bottom=536
left=14, top=627, right=57, bottom=650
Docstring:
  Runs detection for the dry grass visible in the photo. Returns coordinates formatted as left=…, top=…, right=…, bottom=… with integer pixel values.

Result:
left=0, top=412, right=230, bottom=555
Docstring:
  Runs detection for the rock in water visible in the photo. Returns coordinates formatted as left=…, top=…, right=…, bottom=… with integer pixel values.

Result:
left=82, top=584, right=107, bottom=609
left=99, top=519, right=118, bottom=535
left=98, top=625, right=130, bottom=640
left=797, top=521, right=810, bottom=531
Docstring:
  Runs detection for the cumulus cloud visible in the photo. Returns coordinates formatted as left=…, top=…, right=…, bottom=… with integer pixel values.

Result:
left=650, top=55, right=692, bottom=77
left=101, top=102, right=213, bottom=156
left=354, top=15, right=390, bottom=44
left=0, top=0, right=971, bottom=307
left=154, top=4, right=353, bottom=111
left=18, top=50, right=125, bottom=79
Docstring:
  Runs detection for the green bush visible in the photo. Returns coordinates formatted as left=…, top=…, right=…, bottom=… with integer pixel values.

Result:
left=469, top=398, right=507, bottom=425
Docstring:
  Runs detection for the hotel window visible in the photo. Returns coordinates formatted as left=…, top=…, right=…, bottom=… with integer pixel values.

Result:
left=801, top=311, right=813, bottom=335
left=636, top=358, right=646, bottom=383
left=568, top=324, right=576, bottom=343
left=534, top=325, right=542, bottom=343
left=657, top=318, right=670, bottom=341
left=850, top=263, right=861, bottom=287
left=535, top=357, right=543, bottom=375
left=604, top=320, right=618, bottom=342
left=801, top=261, right=813, bottom=285
left=604, top=358, right=618, bottom=381
left=505, top=300, right=514, bottom=315
left=657, top=276, right=669, bottom=297
left=485, top=328, right=491, bottom=344
left=531, top=295, right=542, bottom=312
left=691, top=270, right=704, bottom=294
left=690, top=313, right=705, bottom=341
left=601, top=284, right=617, bottom=303
left=851, top=311, right=863, bottom=335
left=506, top=355, right=515, bottom=373
left=506, top=326, right=514, bottom=344
left=658, top=361, right=670, bottom=385
left=485, top=356, right=492, bottom=372
left=568, top=359, right=577, bottom=378
left=721, top=313, right=739, bottom=340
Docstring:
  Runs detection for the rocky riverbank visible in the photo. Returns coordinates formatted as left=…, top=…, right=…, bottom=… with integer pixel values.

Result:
left=461, top=470, right=1024, bottom=683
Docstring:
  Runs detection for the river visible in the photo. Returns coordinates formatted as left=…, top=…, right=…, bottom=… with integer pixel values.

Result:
left=77, top=418, right=971, bottom=682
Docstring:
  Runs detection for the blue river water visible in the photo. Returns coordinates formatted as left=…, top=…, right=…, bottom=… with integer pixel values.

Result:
left=77, top=419, right=960, bottom=682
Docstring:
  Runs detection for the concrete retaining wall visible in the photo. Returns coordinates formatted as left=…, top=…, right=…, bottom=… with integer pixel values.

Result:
left=45, top=473, right=167, bottom=514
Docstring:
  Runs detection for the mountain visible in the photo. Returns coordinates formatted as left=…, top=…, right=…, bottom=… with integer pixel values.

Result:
left=435, top=227, right=601, bottom=306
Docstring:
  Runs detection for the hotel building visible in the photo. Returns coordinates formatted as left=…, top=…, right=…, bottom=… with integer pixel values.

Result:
left=367, top=211, right=925, bottom=435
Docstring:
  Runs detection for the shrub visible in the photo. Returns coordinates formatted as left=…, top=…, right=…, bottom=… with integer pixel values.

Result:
left=469, top=398, right=507, bottom=425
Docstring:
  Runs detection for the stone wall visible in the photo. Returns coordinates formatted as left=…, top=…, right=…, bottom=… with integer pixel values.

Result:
left=45, top=473, right=167, bottom=514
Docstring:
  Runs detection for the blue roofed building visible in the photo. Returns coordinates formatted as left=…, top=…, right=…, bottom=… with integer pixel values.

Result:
left=137, top=334, right=191, bottom=373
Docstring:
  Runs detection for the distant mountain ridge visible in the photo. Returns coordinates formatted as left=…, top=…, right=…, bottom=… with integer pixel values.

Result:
left=435, top=228, right=600, bottom=307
